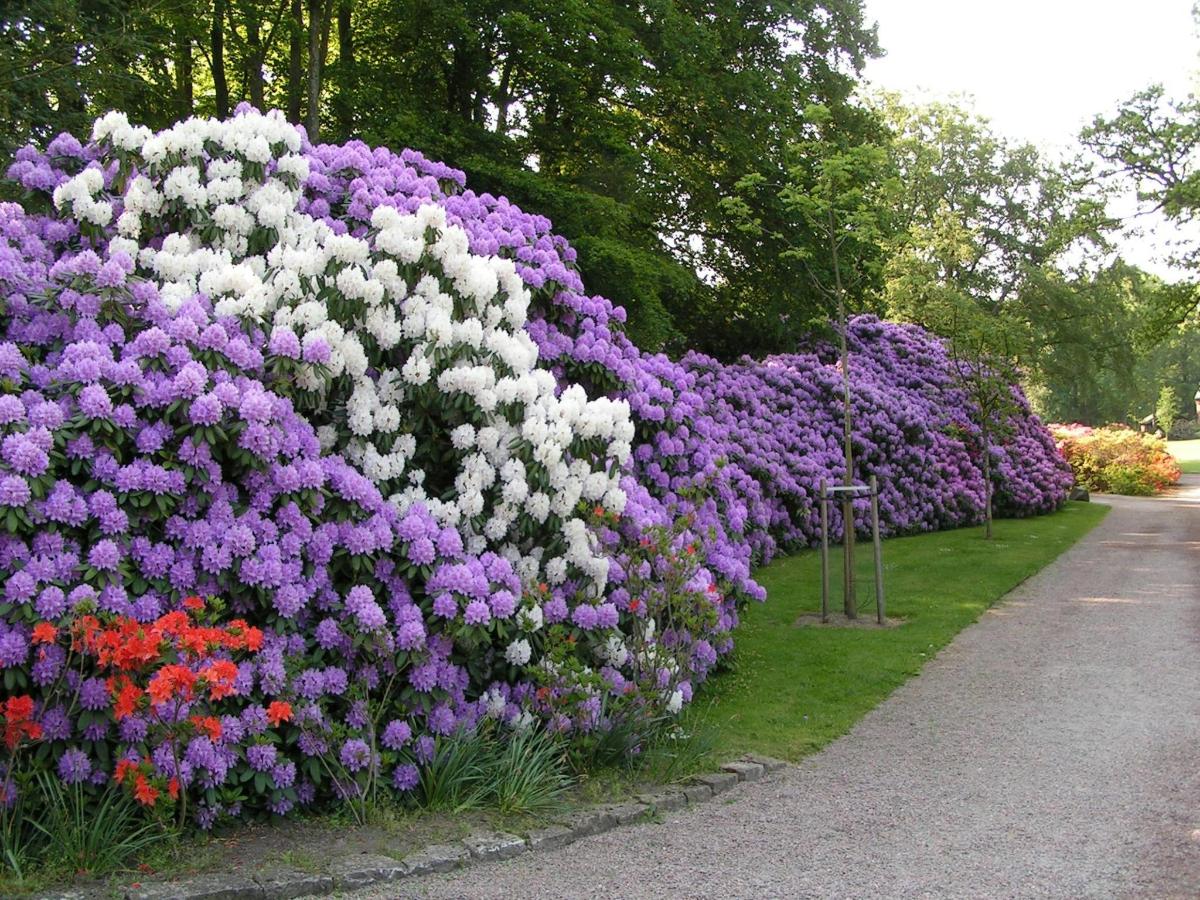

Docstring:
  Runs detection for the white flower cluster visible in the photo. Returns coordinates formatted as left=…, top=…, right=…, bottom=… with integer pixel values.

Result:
left=351, top=204, right=633, bottom=595
left=86, top=109, right=635, bottom=597
left=52, top=167, right=113, bottom=227
left=598, top=632, right=630, bottom=668
left=90, top=111, right=310, bottom=311
left=504, top=638, right=532, bottom=667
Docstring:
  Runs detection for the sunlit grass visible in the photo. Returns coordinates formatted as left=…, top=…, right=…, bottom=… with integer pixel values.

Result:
left=688, top=502, right=1110, bottom=761
left=1168, top=439, right=1200, bottom=474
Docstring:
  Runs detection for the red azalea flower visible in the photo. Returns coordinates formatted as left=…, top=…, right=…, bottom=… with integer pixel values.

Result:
left=200, top=660, right=238, bottom=700
left=2, top=696, right=41, bottom=749
left=114, top=758, right=137, bottom=785
left=109, top=675, right=142, bottom=720
left=182, top=595, right=205, bottom=611
left=31, top=622, right=57, bottom=644
left=134, top=773, right=159, bottom=807
left=189, top=715, right=222, bottom=741
left=266, top=701, right=293, bottom=726
left=148, top=664, right=197, bottom=705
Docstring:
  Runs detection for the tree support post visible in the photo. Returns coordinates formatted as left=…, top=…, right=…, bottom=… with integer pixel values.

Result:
left=870, top=475, right=885, bottom=625
left=842, top=492, right=857, bottom=618
left=819, top=479, right=829, bottom=623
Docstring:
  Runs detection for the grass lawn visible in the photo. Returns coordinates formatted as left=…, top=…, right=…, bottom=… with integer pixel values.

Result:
left=688, top=501, right=1109, bottom=762
left=1168, top=439, right=1200, bottom=474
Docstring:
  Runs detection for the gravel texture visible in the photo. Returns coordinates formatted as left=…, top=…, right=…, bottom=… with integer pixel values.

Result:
left=348, top=484, right=1200, bottom=899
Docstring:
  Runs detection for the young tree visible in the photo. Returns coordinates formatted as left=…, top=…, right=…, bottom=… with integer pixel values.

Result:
left=943, top=308, right=1025, bottom=539
left=1156, top=384, right=1179, bottom=437
left=722, top=102, right=898, bottom=615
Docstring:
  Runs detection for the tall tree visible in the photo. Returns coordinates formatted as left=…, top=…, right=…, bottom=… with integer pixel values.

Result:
left=212, top=0, right=230, bottom=117
left=880, top=96, right=1111, bottom=322
left=286, top=0, right=303, bottom=123
left=1084, top=86, right=1200, bottom=291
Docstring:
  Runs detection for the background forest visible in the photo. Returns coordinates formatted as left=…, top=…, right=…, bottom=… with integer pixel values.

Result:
left=5, top=0, right=1200, bottom=428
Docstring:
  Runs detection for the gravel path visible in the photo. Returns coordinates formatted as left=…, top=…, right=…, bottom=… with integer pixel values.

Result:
left=353, top=482, right=1200, bottom=899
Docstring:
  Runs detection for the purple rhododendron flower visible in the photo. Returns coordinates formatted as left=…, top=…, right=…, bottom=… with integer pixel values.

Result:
left=57, top=748, right=91, bottom=783
left=381, top=720, right=412, bottom=750
left=246, top=744, right=277, bottom=772
left=339, top=738, right=372, bottom=772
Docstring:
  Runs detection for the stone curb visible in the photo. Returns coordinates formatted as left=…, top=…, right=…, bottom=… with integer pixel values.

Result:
left=47, top=754, right=789, bottom=900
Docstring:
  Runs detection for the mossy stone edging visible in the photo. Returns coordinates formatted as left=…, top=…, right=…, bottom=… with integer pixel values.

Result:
left=40, top=756, right=788, bottom=900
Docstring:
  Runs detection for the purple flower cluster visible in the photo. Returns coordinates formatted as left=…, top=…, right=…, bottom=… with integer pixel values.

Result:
left=0, top=113, right=1071, bottom=830
left=297, top=134, right=1069, bottom=671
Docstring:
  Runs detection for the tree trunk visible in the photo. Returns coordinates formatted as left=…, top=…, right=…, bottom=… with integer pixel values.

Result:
left=495, top=54, right=513, bottom=134
left=305, top=0, right=332, bottom=141
left=332, top=0, right=354, bottom=137
left=287, top=0, right=303, bottom=124
left=243, top=5, right=267, bottom=109
left=830, top=207, right=857, bottom=618
left=212, top=0, right=229, bottom=118
left=447, top=45, right=476, bottom=123
left=175, top=34, right=194, bottom=119
left=981, top=422, right=994, bottom=539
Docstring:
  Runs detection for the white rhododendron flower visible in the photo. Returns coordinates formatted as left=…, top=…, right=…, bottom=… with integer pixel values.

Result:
left=90, top=108, right=634, bottom=598
left=517, top=605, right=544, bottom=633
left=505, top=639, right=532, bottom=666
left=666, top=690, right=684, bottom=715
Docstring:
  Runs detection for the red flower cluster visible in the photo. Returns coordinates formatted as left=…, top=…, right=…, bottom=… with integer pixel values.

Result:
left=29, top=603, right=266, bottom=722
left=115, top=758, right=166, bottom=807
left=72, top=608, right=263, bottom=672
left=266, top=700, right=292, bottom=726
left=2, top=695, right=41, bottom=750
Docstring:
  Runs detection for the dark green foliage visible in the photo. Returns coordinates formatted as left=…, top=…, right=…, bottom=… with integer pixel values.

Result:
left=480, top=726, right=571, bottom=817
left=413, top=730, right=491, bottom=812
left=633, top=720, right=717, bottom=784
left=0, top=0, right=882, bottom=355
left=27, top=774, right=170, bottom=878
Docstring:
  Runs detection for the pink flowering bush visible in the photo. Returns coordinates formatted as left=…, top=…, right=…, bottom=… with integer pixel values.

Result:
left=0, top=109, right=1071, bottom=832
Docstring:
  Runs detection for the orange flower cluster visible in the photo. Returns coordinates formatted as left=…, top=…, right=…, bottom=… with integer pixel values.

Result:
left=71, top=602, right=263, bottom=673
left=190, top=715, right=223, bottom=741
left=115, top=758, right=169, bottom=807
left=30, top=599, right=265, bottom=724
left=266, top=700, right=292, bottom=726
left=2, top=695, right=42, bottom=750
left=38, top=599, right=271, bottom=810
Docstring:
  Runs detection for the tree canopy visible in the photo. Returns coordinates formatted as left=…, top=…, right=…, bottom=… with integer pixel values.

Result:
left=4, top=0, right=1200, bottom=426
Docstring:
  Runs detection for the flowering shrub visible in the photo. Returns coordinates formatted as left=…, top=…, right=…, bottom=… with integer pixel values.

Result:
left=1050, top=423, right=1180, bottom=495
left=0, top=109, right=1072, bottom=832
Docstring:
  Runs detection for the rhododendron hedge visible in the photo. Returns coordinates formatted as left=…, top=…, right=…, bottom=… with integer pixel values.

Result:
left=0, top=109, right=1070, bottom=828
left=1050, top=423, right=1180, bottom=495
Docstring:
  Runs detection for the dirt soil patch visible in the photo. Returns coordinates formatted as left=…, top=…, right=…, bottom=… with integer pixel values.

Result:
left=793, top=612, right=905, bottom=629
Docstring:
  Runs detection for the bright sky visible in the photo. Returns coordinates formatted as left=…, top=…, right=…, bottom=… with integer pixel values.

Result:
left=863, top=0, right=1198, bottom=152
left=862, top=0, right=1200, bottom=275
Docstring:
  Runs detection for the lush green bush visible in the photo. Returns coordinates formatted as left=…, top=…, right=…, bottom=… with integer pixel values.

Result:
left=1050, top=424, right=1181, bottom=495
left=1167, top=420, right=1200, bottom=441
left=1156, top=386, right=1180, bottom=438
